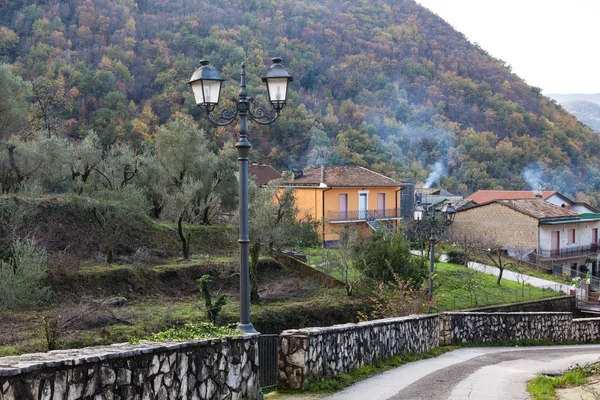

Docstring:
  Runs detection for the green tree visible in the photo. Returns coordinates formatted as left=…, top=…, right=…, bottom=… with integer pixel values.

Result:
left=0, top=65, right=30, bottom=139
left=352, top=229, right=427, bottom=284
left=29, top=76, right=73, bottom=136
left=246, top=185, right=318, bottom=303
left=88, top=185, right=150, bottom=264
left=0, top=238, right=51, bottom=309
left=155, top=118, right=238, bottom=259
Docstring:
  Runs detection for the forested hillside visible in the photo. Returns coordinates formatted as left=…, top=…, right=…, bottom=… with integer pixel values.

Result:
left=1, top=0, right=600, bottom=203
left=560, top=100, right=600, bottom=134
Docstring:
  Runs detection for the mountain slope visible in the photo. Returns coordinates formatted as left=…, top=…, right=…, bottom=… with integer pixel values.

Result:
left=561, top=100, right=600, bottom=133
left=1, top=0, right=600, bottom=203
left=548, top=93, right=600, bottom=106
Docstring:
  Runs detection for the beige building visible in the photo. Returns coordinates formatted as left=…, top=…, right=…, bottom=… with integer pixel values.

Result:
left=275, top=166, right=403, bottom=244
left=450, top=198, right=600, bottom=277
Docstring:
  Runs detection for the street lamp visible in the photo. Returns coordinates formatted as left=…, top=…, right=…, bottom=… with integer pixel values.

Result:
left=413, top=200, right=456, bottom=309
left=188, top=58, right=293, bottom=333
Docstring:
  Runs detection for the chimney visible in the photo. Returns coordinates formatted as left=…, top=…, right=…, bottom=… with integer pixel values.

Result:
left=292, top=169, right=303, bottom=180
left=320, top=166, right=325, bottom=184
left=335, top=167, right=339, bottom=175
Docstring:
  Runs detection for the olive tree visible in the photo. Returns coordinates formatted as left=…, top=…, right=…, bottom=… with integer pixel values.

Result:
left=246, top=185, right=318, bottom=303
left=155, top=118, right=237, bottom=259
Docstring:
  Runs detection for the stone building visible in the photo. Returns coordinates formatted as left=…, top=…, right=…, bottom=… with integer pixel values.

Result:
left=450, top=198, right=600, bottom=278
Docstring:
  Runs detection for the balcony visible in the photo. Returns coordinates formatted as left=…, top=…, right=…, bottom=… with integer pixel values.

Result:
left=539, top=242, right=600, bottom=259
left=327, top=208, right=401, bottom=222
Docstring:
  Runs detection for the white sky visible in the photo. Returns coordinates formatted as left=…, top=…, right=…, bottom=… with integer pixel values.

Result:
left=416, top=0, right=600, bottom=94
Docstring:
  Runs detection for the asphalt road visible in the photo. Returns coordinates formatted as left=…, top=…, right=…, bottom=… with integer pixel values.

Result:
left=323, top=345, right=600, bottom=400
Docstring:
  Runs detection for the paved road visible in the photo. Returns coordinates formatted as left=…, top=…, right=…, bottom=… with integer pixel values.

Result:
left=322, top=345, right=600, bottom=400
left=466, top=261, right=572, bottom=294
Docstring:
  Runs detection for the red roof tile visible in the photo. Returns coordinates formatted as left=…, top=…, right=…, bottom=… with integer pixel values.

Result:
left=275, top=166, right=402, bottom=188
left=464, top=198, right=579, bottom=220
left=249, top=164, right=281, bottom=186
left=467, top=190, right=557, bottom=203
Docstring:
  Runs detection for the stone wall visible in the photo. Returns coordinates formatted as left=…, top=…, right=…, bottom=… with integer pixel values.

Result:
left=277, top=311, right=600, bottom=390
left=450, top=202, right=539, bottom=250
left=277, top=315, right=438, bottom=390
left=0, top=335, right=259, bottom=400
left=439, top=312, right=573, bottom=345
left=439, top=312, right=600, bottom=346
left=573, top=318, right=600, bottom=342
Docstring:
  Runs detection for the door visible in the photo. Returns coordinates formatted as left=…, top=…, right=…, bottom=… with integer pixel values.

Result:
left=551, top=231, right=560, bottom=256
left=593, top=228, right=598, bottom=251
left=359, top=192, right=368, bottom=220
left=377, top=193, right=385, bottom=218
left=339, top=194, right=348, bottom=220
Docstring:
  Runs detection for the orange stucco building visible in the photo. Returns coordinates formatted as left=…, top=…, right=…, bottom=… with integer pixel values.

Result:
left=275, top=166, right=404, bottom=244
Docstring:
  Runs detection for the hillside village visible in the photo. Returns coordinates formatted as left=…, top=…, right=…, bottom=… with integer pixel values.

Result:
left=2, top=0, right=600, bottom=399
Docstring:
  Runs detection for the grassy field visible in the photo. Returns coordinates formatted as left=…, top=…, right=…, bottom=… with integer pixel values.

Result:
left=434, top=262, right=562, bottom=311
left=305, top=248, right=563, bottom=312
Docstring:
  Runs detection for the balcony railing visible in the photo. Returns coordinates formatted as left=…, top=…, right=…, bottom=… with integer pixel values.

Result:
left=327, top=208, right=401, bottom=222
left=539, top=243, right=600, bottom=259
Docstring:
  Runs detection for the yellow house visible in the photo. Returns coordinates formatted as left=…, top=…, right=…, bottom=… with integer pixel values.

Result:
left=276, top=166, right=404, bottom=244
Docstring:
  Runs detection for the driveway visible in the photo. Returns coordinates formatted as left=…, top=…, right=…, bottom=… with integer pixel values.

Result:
left=322, top=345, right=600, bottom=400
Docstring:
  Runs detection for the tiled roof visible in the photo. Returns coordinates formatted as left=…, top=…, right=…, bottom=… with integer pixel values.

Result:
left=467, top=190, right=557, bottom=203
left=248, top=164, right=281, bottom=186
left=275, top=166, right=402, bottom=188
left=471, top=198, right=579, bottom=220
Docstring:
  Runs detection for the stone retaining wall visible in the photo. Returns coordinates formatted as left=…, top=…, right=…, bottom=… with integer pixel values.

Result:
left=439, top=312, right=600, bottom=345
left=573, top=318, right=600, bottom=342
left=277, top=315, right=438, bottom=390
left=439, top=312, right=573, bottom=345
left=0, top=335, right=259, bottom=400
left=278, top=312, right=600, bottom=390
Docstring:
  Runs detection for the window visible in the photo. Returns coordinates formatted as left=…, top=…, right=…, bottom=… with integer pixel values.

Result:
left=568, top=229, right=575, bottom=244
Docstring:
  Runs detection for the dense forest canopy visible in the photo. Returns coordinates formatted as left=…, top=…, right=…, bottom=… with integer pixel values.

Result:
left=1, top=0, right=600, bottom=204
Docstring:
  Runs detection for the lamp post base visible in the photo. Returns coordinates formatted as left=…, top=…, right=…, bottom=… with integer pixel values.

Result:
left=237, top=322, right=258, bottom=334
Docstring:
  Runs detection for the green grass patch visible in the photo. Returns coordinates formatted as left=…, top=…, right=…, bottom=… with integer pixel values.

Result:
left=434, top=262, right=562, bottom=311
left=303, top=346, right=457, bottom=393
left=527, top=362, right=600, bottom=400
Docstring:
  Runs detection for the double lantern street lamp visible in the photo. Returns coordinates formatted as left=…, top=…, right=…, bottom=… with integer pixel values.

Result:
left=188, top=58, right=293, bottom=333
left=413, top=199, right=456, bottom=309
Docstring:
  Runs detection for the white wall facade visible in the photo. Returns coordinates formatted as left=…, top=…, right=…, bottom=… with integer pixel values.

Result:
left=539, top=220, right=600, bottom=276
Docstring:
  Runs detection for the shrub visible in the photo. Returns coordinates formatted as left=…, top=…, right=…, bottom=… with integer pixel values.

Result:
left=352, top=230, right=427, bottom=284
left=145, top=322, right=241, bottom=342
left=0, top=238, right=51, bottom=309
left=198, top=274, right=228, bottom=324
left=448, top=250, right=467, bottom=265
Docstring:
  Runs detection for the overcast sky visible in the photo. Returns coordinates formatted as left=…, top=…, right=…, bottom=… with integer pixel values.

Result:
left=416, top=0, right=599, bottom=94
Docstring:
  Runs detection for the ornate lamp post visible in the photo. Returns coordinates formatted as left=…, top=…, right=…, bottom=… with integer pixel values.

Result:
left=188, top=58, right=293, bottom=333
left=413, top=200, right=456, bottom=307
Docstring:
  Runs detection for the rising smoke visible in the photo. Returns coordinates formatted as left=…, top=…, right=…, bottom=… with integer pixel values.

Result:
left=424, top=160, right=445, bottom=188
left=521, top=162, right=545, bottom=192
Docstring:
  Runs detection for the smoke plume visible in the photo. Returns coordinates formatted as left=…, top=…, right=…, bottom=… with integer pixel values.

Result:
left=424, top=161, right=445, bottom=188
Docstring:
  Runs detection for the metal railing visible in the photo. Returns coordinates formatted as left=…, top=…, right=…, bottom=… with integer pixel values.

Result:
left=539, top=242, right=600, bottom=259
left=327, top=208, right=401, bottom=222
left=258, top=334, right=279, bottom=389
left=552, top=265, right=600, bottom=289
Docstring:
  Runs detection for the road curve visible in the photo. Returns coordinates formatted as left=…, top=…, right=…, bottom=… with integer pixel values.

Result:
left=323, top=345, right=600, bottom=400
